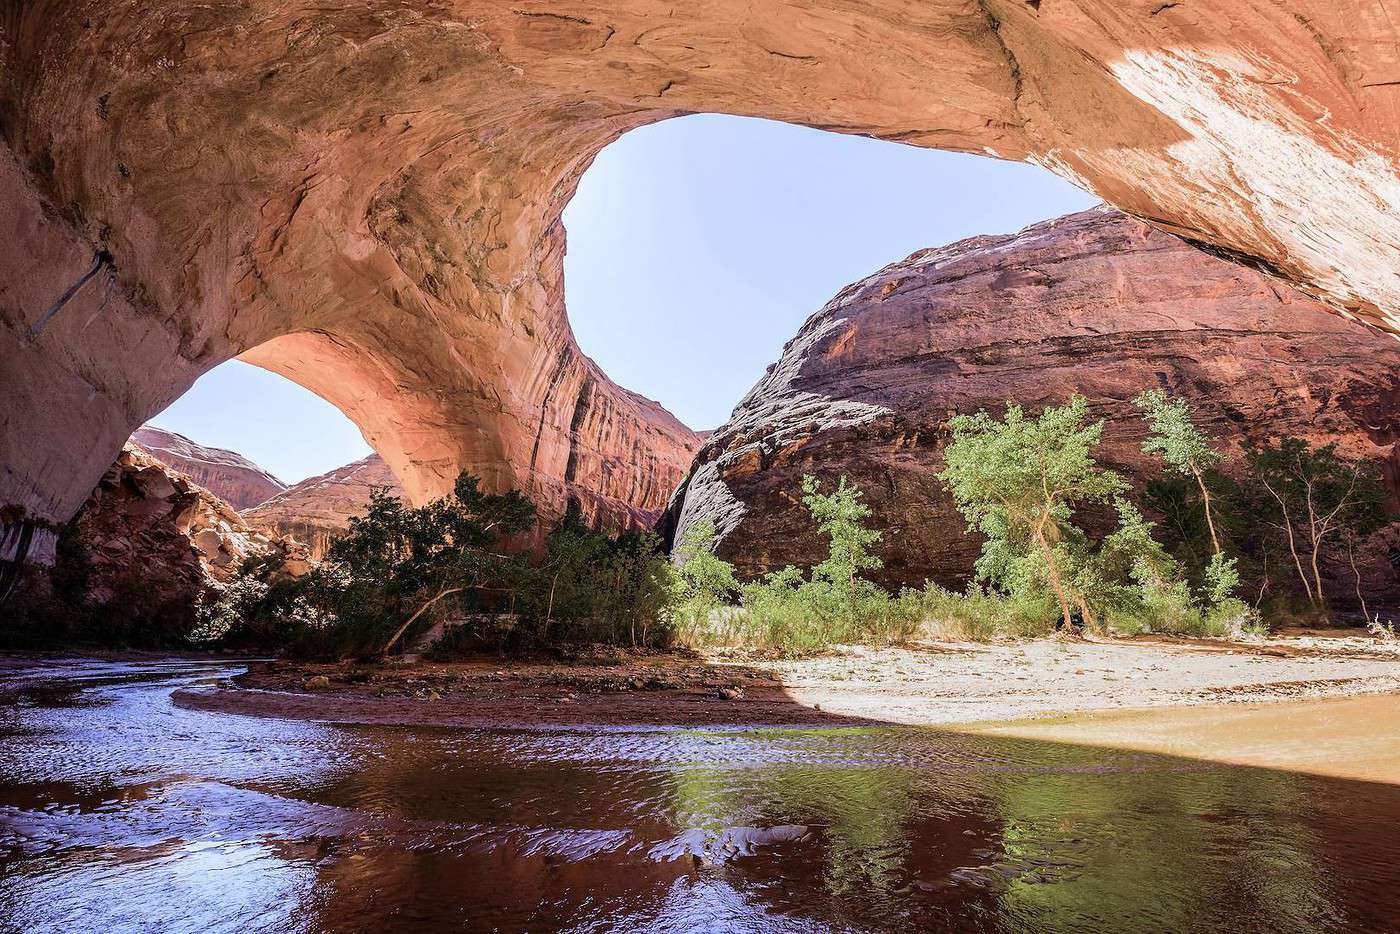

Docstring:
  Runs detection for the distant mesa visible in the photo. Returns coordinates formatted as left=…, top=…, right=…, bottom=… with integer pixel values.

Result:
left=244, top=454, right=405, bottom=560
left=131, top=427, right=287, bottom=511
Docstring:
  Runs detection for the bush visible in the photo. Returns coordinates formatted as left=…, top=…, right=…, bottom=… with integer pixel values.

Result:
left=698, top=475, right=922, bottom=655
left=517, top=508, right=677, bottom=650
left=906, top=585, right=1058, bottom=641
left=732, top=571, right=920, bottom=654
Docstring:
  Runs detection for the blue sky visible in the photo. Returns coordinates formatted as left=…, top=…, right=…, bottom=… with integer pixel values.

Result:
left=151, top=114, right=1096, bottom=483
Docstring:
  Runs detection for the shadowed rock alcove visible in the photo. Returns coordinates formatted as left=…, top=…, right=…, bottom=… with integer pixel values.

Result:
left=5, top=0, right=1400, bottom=561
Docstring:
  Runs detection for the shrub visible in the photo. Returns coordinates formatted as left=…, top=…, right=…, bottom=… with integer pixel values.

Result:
left=715, top=475, right=920, bottom=655
left=516, top=506, right=678, bottom=650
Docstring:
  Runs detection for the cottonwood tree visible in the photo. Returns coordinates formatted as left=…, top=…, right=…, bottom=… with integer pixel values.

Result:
left=1245, top=438, right=1386, bottom=611
left=1135, top=389, right=1227, bottom=554
left=673, top=518, right=739, bottom=606
left=322, top=472, right=536, bottom=657
left=800, top=474, right=883, bottom=607
left=1135, top=389, right=1247, bottom=610
left=533, top=504, right=676, bottom=647
left=939, top=396, right=1126, bottom=631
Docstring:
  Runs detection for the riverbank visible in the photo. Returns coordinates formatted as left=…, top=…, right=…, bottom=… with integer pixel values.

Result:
left=174, top=629, right=1400, bottom=731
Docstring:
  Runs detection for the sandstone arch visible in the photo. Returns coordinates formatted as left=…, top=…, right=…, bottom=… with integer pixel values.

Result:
left=4, top=0, right=1400, bottom=546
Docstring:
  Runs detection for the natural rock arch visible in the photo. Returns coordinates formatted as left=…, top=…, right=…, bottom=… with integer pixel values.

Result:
left=4, top=0, right=1400, bottom=546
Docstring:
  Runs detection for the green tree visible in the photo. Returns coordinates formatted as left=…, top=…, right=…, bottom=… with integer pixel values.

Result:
left=939, top=396, right=1126, bottom=630
left=1135, top=389, right=1226, bottom=554
left=674, top=518, right=739, bottom=605
left=531, top=504, right=677, bottom=647
left=357, top=473, right=536, bottom=655
left=1245, top=438, right=1387, bottom=610
left=800, top=474, right=883, bottom=605
left=255, top=472, right=537, bottom=658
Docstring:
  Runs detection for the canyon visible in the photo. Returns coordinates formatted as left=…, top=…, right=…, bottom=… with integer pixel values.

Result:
left=244, top=454, right=404, bottom=560
left=131, top=426, right=287, bottom=510
left=6, top=0, right=1400, bottom=568
left=663, top=207, right=1400, bottom=597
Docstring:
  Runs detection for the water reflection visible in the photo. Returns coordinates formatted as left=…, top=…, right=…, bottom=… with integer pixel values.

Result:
left=2, top=659, right=1399, bottom=932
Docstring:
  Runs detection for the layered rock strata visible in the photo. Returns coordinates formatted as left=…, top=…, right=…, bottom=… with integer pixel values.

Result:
left=663, top=208, right=1400, bottom=596
left=6, top=1, right=1400, bottom=558
left=244, top=454, right=405, bottom=560
left=131, top=426, right=287, bottom=510
left=55, top=445, right=307, bottom=621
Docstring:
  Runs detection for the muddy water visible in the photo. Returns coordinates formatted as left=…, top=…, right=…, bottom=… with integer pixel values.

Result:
left=3, top=660, right=1400, bottom=933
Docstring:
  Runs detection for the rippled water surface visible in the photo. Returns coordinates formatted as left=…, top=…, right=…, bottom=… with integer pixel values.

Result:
left=3, top=658, right=1400, bottom=932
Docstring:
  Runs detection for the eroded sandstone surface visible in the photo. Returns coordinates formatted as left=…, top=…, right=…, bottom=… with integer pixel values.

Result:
left=131, top=426, right=287, bottom=510
left=5, top=0, right=1400, bottom=557
left=2, top=0, right=1400, bottom=574
left=663, top=208, right=1400, bottom=596
left=244, top=454, right=404, bottom=560
left=29, top=446, right=308, bottom=630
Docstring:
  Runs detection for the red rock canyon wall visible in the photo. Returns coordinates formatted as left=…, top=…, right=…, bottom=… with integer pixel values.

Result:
left=4, top=1, right=1400, bottom=555
left=661, top=208, right=1400, bottom=596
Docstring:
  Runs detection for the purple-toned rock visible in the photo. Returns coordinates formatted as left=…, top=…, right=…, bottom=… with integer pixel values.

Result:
left=663, top=208, right=1400, bottom=601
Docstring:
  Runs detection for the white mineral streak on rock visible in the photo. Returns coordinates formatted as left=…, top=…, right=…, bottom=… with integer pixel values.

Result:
left=1110, top=48, right=1400, bottom=332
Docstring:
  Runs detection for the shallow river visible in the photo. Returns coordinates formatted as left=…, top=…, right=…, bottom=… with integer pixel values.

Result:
left=3, top=658, right=1400, bottom=932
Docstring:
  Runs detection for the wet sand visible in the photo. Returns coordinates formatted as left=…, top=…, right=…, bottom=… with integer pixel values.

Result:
left=176, top=631, right=1400, bottom=738
left=959, top=692, right=1400, bottom=783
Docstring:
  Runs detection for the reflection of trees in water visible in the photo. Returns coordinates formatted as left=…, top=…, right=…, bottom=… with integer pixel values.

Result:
left=661, top=728, right=1006, bottom=923
left=253, top=723, right=1394, bottom=931
left=990, top=754, right=1339, bottom=932
left=661, top=729, right=1369, bottom=931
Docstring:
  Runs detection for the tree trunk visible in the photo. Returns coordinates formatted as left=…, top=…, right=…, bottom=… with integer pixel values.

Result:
left=381, top=586, right=464, bottom=656
left=1348, top=536, right=1370, bottom=622
left=1035, top=520, right=1075, bottom=632
left=1309, top=536, right=1328, bottom=611
left=1192, top=466, right=1222, bottom=555
left=1266, top=485, right=1314, bottom=604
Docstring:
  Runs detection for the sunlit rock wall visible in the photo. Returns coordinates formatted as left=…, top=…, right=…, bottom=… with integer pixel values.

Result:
left=663, top=208, right=1400, bottom=595
left=131, top=427, right=287, bottom=511
left=4, top=0, right=1400, bottom=559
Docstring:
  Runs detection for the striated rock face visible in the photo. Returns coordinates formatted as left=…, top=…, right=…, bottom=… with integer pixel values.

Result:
left=58, top=446, right=306, bottom=621
left=244, top=454, right=405, bottom=560
left=6, top=0, right=1400, bottom=555
left=131, top=426, right=286, bottom=510
left=663, top=208, right=1400, bottom=594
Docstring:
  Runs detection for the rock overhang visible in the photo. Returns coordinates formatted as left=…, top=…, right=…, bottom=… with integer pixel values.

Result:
left=3, top=0, right=1400, bottom=551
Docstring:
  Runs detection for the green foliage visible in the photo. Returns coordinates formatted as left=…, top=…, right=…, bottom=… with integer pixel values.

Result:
left=734, top=567, right=920, bottom=655
left=204, top=480, right=682, bottom=657
left=939, top=395, right=1128, bottom=629
left=909, top=584, right=1058, bottom=641
left=522, top=504, right=677, bottom=649
left=1245, top=437, right=1389, bottom=611
left=1144, top=474, right=1247, bottom=578
left=671, top=518, right=740, bottom=646
left=1135, top=389, right=1223, bottom=478
left=934, top=395, right=1260, bottom=639
left=202, top=473, right=537, bottom=658
left=674, top=519, right=739, bottom=605
left=700, top=475, right=915, bottom=655
left=800, top=475, right=883, bottom=598
left=191, top=550, right=322, bottom=648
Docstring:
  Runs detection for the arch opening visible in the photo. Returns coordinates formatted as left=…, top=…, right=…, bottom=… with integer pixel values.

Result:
left=6, top=0, right=1400, bottom=560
